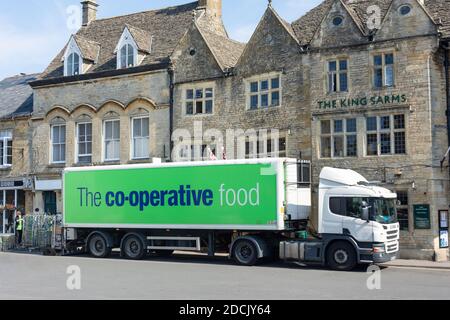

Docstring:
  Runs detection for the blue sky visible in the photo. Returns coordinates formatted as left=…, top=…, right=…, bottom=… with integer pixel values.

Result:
left=0, top=0, right=322, bottom=80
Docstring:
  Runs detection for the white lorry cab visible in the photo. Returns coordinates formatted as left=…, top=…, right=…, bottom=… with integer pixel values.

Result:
left=317, top=167, right=400, bottom=266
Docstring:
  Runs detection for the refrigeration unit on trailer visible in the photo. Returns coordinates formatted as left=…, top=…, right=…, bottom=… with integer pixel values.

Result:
left=61, top=158, right=399, bottom=271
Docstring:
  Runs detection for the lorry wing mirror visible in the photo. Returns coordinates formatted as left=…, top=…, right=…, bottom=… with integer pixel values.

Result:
left=361, top=202, right=370, bottom=222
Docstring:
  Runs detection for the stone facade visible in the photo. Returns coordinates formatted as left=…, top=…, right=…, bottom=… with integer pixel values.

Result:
left=31, top=71, right=171, bottom=213
left=27, top=0, right=450, bottom=260
left=172, top=8, right=311, bottom=161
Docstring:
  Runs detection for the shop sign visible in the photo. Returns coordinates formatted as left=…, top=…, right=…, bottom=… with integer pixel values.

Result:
left=0, top=180, right=24, bottom=189
left=318, top=94, right=407, bottom=110
left=414, top=204, right=431, bottom=230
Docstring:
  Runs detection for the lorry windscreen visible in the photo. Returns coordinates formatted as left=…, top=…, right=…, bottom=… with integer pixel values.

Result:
left=369, top=198, right=398, bottom=224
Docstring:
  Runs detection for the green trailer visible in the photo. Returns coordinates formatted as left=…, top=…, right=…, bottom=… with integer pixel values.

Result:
left=62, top=158, right=311, bottom=265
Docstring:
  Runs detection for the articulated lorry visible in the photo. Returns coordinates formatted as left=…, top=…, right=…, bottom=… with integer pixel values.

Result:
left=62, top=158, right=400, bottom=271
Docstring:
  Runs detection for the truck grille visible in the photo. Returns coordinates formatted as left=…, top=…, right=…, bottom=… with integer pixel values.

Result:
left=387, top=230, right=399, bottom=241
left=386, top=242, right=399, bottom=253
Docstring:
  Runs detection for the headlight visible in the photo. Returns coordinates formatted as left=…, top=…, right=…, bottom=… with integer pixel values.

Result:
left=373, top=245, right=385, bottom=253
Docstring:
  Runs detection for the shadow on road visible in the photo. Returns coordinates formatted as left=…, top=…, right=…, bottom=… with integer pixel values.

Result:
left=56, top=251, right=372, bottom=273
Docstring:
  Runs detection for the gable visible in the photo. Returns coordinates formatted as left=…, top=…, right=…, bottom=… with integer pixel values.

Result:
left=236, top=7, right=300, bottom=77
left=375, top=0, right=437, bottom=41
left=310, top=0, right=366, bottom=48
left=63, top=36, right=82, bottom=62
left=172, top=25, right=224, bottom=84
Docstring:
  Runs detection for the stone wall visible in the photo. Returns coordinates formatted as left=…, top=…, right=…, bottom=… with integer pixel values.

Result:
left=172, top=8, right=311, bottom=161
left=31, top=71, right=171, bottom=178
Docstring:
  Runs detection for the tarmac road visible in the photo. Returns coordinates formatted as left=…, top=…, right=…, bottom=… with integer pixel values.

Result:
left=0, top=252, right=449, bottom=300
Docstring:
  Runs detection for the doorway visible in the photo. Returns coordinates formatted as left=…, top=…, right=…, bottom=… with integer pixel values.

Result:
left=44, top=191, right=57, bottom=215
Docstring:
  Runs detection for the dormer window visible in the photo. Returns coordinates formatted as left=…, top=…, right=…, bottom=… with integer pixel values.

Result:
left=63, top=35, right=86, bottom=77
left=119, top=44, right=136, bottom=69
left=67, top=52, right=80, bottom=76
left=115, top=25, right=151, bottom=70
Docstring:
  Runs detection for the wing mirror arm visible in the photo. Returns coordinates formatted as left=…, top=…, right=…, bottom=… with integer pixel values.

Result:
left=361, top=201, right=371, bottom=223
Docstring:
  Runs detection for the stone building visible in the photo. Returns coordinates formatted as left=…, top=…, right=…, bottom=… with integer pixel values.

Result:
left=29, top=1, right=207, bottom=213
left=0, top=73, right=37, bottom=234
left=28, top=0, right=450, bottom=260
left=291, top=0, right=450, bottom=261
left=171, top=0, right=450, bottom=260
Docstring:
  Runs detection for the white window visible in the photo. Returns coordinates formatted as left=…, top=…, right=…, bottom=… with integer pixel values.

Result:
left=245, top=135, right=287, bottom=159
left=320, top=119, right=357, bottom=158
left=327, top=60, right=348, bottom=93
left=119, top=44, right=136, bottom=69
left=185, top=87, right=214, bottom=115
left=366, top=114, right=406, bottom=156
left=66, top=52, right=80, bottom=76
left=132, top=117, right=150, bottom=159
left=246, top=74, right=281, bottom=110
left=77, top=123, right=92, bottom=163
left=0, top=130, right=12, bottom=167
left=104, top=120, right=120, bottom=161
left=51, top=124, right=66, bottom=164
left=373, top=53, right=394, bottom=88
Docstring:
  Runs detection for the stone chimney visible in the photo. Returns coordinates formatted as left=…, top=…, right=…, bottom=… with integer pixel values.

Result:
left=81, top=0, right=98, bottom=26
left=198, top=0, right=222, bottom=18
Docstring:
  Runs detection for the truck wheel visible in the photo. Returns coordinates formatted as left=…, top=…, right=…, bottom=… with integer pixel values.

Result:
left=232, top=239, right=258, bottom=266
left=122, top=235, right=146, bottom=260
left=88, top=234, right=111, bottom=259
left=326, top=241, right=357, bottom=271
left=153, top=250, right=174, bottom=257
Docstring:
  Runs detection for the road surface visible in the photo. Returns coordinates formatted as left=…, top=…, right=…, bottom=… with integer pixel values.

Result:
left=0, top=252, right=449, bottom=300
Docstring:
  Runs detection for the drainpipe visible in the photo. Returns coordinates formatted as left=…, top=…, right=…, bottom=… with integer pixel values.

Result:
left=444, top=42, right=450, bottom=176
left=168, top=65, right=175, bottom=162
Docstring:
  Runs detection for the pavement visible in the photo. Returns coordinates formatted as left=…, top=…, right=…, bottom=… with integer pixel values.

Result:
left=381, top=259, right=450, bottom=270
left=1, top=251, right=450, bottom=300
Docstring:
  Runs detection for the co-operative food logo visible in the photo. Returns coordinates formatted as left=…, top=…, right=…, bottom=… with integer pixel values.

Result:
left=77, top=184, right=261, bottom=211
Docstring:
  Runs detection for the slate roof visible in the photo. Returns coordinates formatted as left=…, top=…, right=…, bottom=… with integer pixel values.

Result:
left=197, top=25, right=246, bottom=69
left=125, top=24, right=153, bottom=53
left=291, top=0, right=450, bottom=45
left=40, top=2, right=199, bottom=80
left=0, top=74, right=38, bottom=119
left=74, top=35, right=100, bottom=62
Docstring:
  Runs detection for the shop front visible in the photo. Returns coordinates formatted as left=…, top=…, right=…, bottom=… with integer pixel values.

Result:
left=0, top=179, right=32, bottom=235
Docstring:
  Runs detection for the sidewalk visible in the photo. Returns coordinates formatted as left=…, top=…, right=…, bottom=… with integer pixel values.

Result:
left=381, top=259, right=450, bottom=270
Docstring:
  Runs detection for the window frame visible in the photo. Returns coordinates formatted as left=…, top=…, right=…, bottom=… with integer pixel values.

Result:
left=372, top=52, right=395, bottom=89
left=76, top=122, right=93, bottom=164
left=327, top=59, right=349, bottom=93
left=50, top=123, right=66, bottom=164
left=118, top=43, right=136, bottom=69
left=184, top=86, right=215, bottom=116
left=365, top=114, right=406, bottom=157
left=244, top=134, right=287, bottom=159
left=0, top=131, right=12, bottom=168
left=396, top=190, right=410, bottom=232
left=66, top=52, right=81, bottom=77
left=103, top=119, right=121, bottom=162
left=245, top=73, right=282, bottom=111
left=131, top=116, right=150, bottom=160
left=319, top=118, right=358, bottom=159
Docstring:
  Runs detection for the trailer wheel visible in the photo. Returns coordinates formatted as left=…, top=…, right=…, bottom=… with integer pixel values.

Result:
left=232, top=239, right=258, bottom=266
left=326, top=241, right=357, bottom=271
left=122, top=235, right=146, bottom=260
left=88, top=234, right=111, bottom=259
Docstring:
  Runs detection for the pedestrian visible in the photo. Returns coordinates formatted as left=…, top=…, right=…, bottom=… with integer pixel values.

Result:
left=16, top=210, right=24, bottom=246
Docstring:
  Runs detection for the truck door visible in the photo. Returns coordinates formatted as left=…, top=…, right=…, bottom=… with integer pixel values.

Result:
left=341, top=197, right=374, bottom=243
